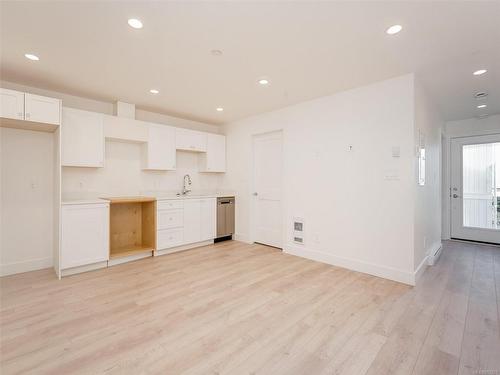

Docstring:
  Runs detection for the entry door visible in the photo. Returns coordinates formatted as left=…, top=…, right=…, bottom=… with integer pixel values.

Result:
left=253, top=131, right=283, bottom=248
left=450, top=134, right=500, bottom=244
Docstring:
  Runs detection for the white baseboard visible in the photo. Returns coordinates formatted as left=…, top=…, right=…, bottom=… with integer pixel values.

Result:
left=154, top=240, right=214, bottom=256
left=414, top=255, right=429, bottom=285
left=61, top=261, right=107, bottom=277
left=284, top=244, right=414, bottom=286
left=108, top=252, right=153, bottom=266
left=233, top=234, right=252, bottom=244
left=0, top=257, right=53, bottom=277
left=427, top=242, right=443, bottom=266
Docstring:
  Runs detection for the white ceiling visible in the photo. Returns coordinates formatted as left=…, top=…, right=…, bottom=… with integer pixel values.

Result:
left=1, top=1, right=499, bottom=125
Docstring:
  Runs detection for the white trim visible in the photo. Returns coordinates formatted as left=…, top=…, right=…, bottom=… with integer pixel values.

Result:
left=233, top=234, right=252, bottom=244
left=427, top=242, right=443, bottom=266
left=414, top=254, right=429, bottom=284
left=61, top=261, right=107, bottom=277
left=107, top=252, right=152, bottom=266
left=0, top=257, right=53, bottom=276
left=284, top=244, right=414, bottom=285
left=154, top=240, right=214, bottom=256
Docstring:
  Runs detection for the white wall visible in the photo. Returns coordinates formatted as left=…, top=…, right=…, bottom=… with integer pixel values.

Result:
left=222, top=75, right=417, bottom=284
left=62, top=144, right=222, bottom=198
left=0, top=81, right=221, bottom=134
left=0, top=80, right=224, bottom=198
left=442, top=114, right=500, bottom=238
left=0, top=128, right=55, bottom=275
left=0, top=81, right=223, bottom=275
left=413, top=80, right=443, bottom=276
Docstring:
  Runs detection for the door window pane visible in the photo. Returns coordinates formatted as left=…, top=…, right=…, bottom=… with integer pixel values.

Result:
left=462, top=142, right=500, bottom=229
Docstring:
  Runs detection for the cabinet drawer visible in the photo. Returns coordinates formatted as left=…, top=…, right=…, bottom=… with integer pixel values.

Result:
left=157, top=228, right=184, bottom=249
left=157, top=200, right=183, bottom=210
left=157, top=209, right=183, bottom=229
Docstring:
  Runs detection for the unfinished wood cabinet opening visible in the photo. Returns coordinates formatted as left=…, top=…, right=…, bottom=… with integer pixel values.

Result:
left=108, top=197, right=156, bottom=259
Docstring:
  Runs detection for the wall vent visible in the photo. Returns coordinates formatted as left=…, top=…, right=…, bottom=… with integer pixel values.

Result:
left=293, top=218, right=304, bottom=245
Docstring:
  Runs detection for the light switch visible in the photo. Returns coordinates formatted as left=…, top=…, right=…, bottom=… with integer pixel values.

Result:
left=392, top=146, right=400, bottom=158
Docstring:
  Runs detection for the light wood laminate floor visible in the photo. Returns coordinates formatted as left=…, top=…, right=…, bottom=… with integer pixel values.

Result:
left=1, top=240, right=499, bottom=375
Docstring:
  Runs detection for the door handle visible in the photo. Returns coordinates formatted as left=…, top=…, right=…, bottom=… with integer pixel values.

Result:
left=253, top=192, right=258, bottom=196
left=453, top=194, right=461, bottom=198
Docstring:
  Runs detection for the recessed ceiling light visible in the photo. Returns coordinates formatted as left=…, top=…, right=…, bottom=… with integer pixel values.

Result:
left=216, top=107, right=224, bottom=112
left=128, top=18, right=143, bottom=29
left=149, top=89, right=159, bottom=94
left=473, top=69, right=487, bottom=76
left=386, top=25, right=402, bottom=35
left=24, top=53, right=39, bottom=61
left=211, top=50, right=223, bottom=56
left=258, top=79, right=269, bottom=85
left=477, top=104, right=487, bottom=109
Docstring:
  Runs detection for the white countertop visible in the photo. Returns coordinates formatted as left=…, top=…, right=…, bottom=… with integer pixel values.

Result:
left=61, top=192, right=109, bottom=205
left=61, top=191, right=235, bottom=205
left=143, top=191, right=235, bottom=200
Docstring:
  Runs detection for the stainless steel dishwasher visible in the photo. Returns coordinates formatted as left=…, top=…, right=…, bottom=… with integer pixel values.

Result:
left=216, top=197, right=235, bottom=241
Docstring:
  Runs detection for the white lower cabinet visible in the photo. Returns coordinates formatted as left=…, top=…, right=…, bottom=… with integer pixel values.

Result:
left=200, top=198, right=216, bottom=240
left=156, top=197, right=216, bottom=251
left=61, top=202, right=109, bottom=269
left=157, top=228, right=184, bottom=249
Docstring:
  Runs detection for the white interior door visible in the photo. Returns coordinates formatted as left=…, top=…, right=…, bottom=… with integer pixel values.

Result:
left=450, top=134, right=500, bottom=244
left=253, top=131, right=283, bottom=248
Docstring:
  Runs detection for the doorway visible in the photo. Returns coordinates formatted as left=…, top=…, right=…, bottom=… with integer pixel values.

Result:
left=450, top=134, right=500, bottom=244
left=252, top=130, right=283, bottom=248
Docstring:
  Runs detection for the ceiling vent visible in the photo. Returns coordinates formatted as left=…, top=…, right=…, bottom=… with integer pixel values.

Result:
left=475, top=92, right=488, bottom=99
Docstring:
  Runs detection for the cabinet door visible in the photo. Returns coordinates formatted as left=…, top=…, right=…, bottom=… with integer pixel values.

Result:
left=200, top=198, right=216, bottom=240
left=0, top=88, right=24, bottom=120
left=61, top=203, right=109, bottom=269
left=183, top=199, right=202, bottom=244
left=176, top=128, right=207, bottom=152
left=61, top=107, right=104, bottom=167
left=143, top=124, right=176, bottom=170
left=203, top=134, right=226, bottom=172
left=25, top=93, right=61, bottom=125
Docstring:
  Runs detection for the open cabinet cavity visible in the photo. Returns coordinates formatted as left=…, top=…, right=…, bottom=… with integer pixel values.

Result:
left=108, top=197, right=156, bottom=259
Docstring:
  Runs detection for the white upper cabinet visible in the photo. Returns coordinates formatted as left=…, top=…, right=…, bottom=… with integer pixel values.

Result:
left=175, top=128, right=207, bottom=152
left=25, top=93, right=61, bottom=125
left=142, top=124, right=176, bottom=170
left=199, top=133, right=226, bottom=172
left=0, top=88, right=24, bottom=120
left=61, top=107, right=104, bottom=167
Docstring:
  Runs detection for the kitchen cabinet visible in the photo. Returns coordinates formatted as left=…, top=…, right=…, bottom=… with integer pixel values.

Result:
left=61, top=202, right=109, bottom=269
left=183, top=199, right=202, bottom=244
left=183, top=198, right=216, bottom=244
left=1, top=89, right=61, bottom=131
left=142, top=124, right=176, bottom=170
left=199, top=133, right=226, bottom=172
left=175, top=128, right=207, bottom=152
left=25, top=93, right=61, bottom=125
left=156, top=197, right=216, bottom=251
left=61, top=107, right=104, bottom=167
left=0, top=88, right=24, bottom=120
left=200, top=198, right=216, bottom=240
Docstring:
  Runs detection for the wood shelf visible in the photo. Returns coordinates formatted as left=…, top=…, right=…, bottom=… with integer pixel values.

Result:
left=108, top=197, right=156, bottom=259
left=109, top=245, right=154, bottom=259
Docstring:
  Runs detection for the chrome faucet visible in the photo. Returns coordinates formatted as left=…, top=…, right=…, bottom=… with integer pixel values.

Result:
left=182, top=174, right=192, bottom=195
